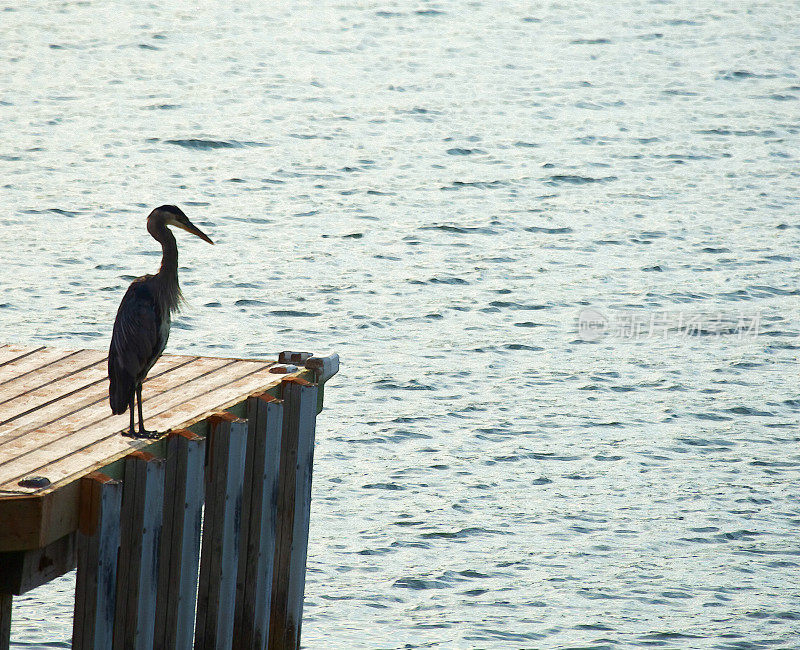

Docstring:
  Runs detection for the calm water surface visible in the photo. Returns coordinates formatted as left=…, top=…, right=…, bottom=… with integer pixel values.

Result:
left=2, top=1, right=800, bottom=647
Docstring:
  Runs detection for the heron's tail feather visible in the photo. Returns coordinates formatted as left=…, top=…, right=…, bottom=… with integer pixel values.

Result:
left=108, top=352, right=135, bottom=415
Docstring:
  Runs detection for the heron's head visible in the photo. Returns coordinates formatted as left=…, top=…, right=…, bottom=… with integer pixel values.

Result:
left=148, top=205, right=214, bottom=244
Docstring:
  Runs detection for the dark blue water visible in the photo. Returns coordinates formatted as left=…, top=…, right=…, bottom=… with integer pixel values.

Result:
left=2, top=1, right=799, bottom=647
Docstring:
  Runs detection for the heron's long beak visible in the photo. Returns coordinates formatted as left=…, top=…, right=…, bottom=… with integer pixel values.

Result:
left=176, top=220, right=214, bottom=244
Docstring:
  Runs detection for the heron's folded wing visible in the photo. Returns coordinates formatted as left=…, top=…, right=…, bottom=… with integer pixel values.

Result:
left=109, top=281, right=161, bottom=379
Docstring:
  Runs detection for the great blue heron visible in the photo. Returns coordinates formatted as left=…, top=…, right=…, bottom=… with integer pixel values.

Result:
left=108, top=205, right=213, bottom=438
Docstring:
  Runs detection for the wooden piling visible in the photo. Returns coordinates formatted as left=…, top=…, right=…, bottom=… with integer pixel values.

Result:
left=0, top=594, right=10, bottom=650
left=155, top=429, right=206, bottom=650
left=195, top=413, right=248, bottom=650
left=72, top=472, right=122, bottom=650
left=233, top=394, right=284, bottom=649
left=269, top=377, right=319, bottom=650
left=113, top=451, right=165, bottom=650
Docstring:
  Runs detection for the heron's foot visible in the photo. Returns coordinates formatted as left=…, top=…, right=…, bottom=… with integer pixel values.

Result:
left=121, top=428, right=161, bottom=439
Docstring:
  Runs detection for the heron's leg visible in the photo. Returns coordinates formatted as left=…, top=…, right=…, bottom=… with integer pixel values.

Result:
left=128, top=394, right=136, bottom=436
left=134, top=384, right=156, bottom=438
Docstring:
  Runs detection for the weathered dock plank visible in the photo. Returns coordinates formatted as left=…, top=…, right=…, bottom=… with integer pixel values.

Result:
left=0, top=349, right=105, bottom=404
left=195, top=414, right=248, bottom=650
left=0, top=364, right=286, bottom=494
left=154, top=429, right=205, bottom=650
left=72, top=472, right=122, bottom=650
left=0, top=347, right=78, bottom=387
left=269, top=378, right=318, bottom=649
left=0, top=354, right=193, bottom=437
left=233, top=393, right=284, bottom=649
left=0, top=354, right=216, bottom=442
left=0, top=345, right=48, bottom=363
left=0, top=345, right=44, bottom=367
left=0, top=360, right=108, bottom=427
left=0, top=357, right=263, bottom=490
left=113, top=452, right=165, bottom=650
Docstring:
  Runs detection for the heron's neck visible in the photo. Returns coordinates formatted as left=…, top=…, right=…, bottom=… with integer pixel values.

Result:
left=149, top=223, right=183, bottom=314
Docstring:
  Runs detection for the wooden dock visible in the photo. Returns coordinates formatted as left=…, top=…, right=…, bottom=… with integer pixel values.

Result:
left=0, top=343, right=339, bottom=649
